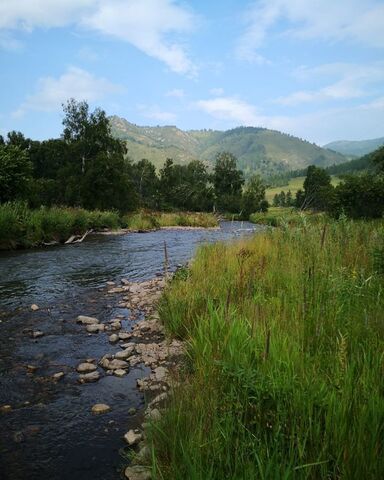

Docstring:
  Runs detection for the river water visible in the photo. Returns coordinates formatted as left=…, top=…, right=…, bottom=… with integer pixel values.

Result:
left=0, top=221, right=260, bottom=480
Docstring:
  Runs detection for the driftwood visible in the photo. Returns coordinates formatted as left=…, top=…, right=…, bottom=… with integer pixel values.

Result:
left=65, top=229, right=93, bottom=245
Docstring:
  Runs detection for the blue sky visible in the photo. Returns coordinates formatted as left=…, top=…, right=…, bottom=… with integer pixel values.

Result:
left=1, top=0, right=384, bottom=145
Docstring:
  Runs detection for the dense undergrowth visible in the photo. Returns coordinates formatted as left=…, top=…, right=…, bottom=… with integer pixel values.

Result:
left=151, top=217, right=384, bottom=479
left=0, top=202, right=218, bottom=249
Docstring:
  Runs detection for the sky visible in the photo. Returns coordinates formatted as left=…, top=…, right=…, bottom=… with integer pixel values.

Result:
left=1, top=0, right=384, bottom=145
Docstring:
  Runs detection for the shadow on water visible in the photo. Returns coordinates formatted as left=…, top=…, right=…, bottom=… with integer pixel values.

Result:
left=0, top=221, right=262, bottom=480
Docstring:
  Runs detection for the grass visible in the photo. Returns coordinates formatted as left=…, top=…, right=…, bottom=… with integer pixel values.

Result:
left=0, top=202, right=120, bottom=249
left=123, top=211, right=218, bottom=230
left=0, top=204, right=219, bottom=249
left=148, top=217, right=384, bottom=479
left=265, top=176, right=340, bottom=203
left=250, top=207, right=324, bottom=227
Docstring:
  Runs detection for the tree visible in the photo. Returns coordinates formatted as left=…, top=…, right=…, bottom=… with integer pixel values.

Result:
left=302, top=165, right=334, bottom=210
left=132, top=159, right=159, bottom=208
left=213, top=152, right=244, bottom=212
left=372, top=146, right=384, bottom=173
left=241, top=174, right=267, bottom=217
left=0, top=145, right=33, bottom=202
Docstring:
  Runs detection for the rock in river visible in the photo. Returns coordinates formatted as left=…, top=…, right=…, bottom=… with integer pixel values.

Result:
left=86, top=324, right=105, bottom=333
left=114, top=369, right=126, bottom=377
left=123, top=429, right=142, bottom=446
left=31, top=304, right=39, bottom=311
left=109, top=333, right=119, bottom=343
left=91, top=403, right=110, bottom=414
left=76, top=362, right=97, bottom=373
left=79, top=371, right=100, bottom=383
left=124, top=466, right=151, bottom=480
left=105, top=359, right=129, bottom=371
left=76, top=315, right=99, bottom=325
left=31, top=331, right=44, bottom=339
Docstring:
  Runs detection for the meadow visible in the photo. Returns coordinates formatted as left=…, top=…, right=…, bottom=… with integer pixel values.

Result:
left=265, top=176, right=340, bottom=203
left=148, top=217, right=384, bottom=479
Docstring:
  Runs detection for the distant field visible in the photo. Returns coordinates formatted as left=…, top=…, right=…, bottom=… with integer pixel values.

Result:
left=265, top=176, right=340, bottom=203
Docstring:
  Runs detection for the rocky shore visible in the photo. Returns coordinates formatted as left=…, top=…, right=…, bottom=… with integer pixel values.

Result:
left=74, top=274, right=183, bottom=480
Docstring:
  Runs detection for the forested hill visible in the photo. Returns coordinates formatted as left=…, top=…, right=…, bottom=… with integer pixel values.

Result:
left=324, top=137, right=384, bottom=157
left=110, top=116, right=346, bottom=177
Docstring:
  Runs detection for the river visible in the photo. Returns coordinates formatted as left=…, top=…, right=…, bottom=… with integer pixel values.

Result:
left=0, top=221, right=260, bottom=480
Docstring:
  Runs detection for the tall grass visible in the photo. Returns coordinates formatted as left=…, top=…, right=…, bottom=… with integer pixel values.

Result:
left=150, top=218, right=384, bottom=479
left=122, top=211, right=218, bottom=230
left=250, top=207, right=324, bottom=227
left=0, top=202, right=120, bottom=249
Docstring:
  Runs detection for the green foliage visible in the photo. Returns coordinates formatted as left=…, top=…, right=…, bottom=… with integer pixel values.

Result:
left=213, top=152, right=244, bottom=213
left=0, top=145, right=33, bottom=202
left=152, top=219, right=384, bottom=479
left=241, top=174, right=268, bottom=217
left=301, top=165, right=334, bottom=210
left=330, top=173, right=384, bottom=219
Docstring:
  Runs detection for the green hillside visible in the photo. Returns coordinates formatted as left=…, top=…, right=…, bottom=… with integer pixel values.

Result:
left=324, top=137, right=384, bottom=157
left=110, top=116, right=346, bottom=176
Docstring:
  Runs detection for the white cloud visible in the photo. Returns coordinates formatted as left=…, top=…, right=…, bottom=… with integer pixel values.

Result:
left=277, top=61, right=384, bottom=106
left=195, top=96, right=262, bottom=125
left=209, top=87, right=225, bottom=96
left=137, top=104, right=177, bottom=122
left=237, top=0, right=384, bottom=61
left=0, top=0, right=198, bottom=75
left=13, top=66, right=122, bottom=117
left=165, top=88, right=185, bottom=98
left=83, top=0, right=198, bottom=76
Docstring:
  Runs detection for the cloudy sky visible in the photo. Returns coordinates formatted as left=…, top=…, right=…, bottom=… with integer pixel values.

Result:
left=1, top=0, right=384, bottom=145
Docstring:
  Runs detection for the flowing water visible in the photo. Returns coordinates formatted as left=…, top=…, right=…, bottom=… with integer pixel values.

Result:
left=0, top=222, right=261, bottom=480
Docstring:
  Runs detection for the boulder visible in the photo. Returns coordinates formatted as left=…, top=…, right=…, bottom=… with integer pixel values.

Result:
left=114, top=369, right=127, bottom=377
left=114, top=350, right=132, bottom=360
left=105, top=359, right=129, bottom=371
left=109, top=334, right=119, bottom=343
left=124, top=466, right=151, bottom=480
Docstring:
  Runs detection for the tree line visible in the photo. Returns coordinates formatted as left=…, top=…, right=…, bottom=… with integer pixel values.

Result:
left=0, top=99, right=268, bottom=217
left=295, top=152, right=384, bottom=218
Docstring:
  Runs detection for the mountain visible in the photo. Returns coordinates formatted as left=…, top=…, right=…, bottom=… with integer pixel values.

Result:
left=324, top=137, right=384, bottom=157
left=110, top=116, right=347, bottom=177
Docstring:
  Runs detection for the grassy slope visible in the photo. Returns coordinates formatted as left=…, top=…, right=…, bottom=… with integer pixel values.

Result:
left=149, top=218, right=384, bottom=479
left=265, top=176, right=340, bottom=203
left=110, top=117, right=346, bottom=175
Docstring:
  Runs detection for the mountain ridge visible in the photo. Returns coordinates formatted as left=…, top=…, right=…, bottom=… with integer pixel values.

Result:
left=110, top=115, right=347, bottom=177
left=324, top=137, right=384, bottom=157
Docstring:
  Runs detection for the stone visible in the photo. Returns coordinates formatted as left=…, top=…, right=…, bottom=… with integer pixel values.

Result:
left=124, top=429, right=142, bottom=446
left=0, top=405, right=12, bottom=413
left=153, top=366, right=168, bottom=382
left=76, top=362, right=97, bottom=373
left=86, top=324, right=105, bottom=333
left=124, top=466, right=151, bottom=480
left=31, top=304, right=39, bottom=311
left=114, top=369, right=126, bottom=377
left=121, top=278, right=130, bottom=285
left=105, top=359, right=129, bottom=370
left=128, top=407, right=137, bottom=415
left=91, top=403, right=110, bottom=414
left=31, top=331, right=44, bottom=339
left=106, top=281, right=115, bottom=286
left=109, top=334, right=119, bottom=343
left=76, top=315, right=99, bottom=325
left=26, top=365, right=38, bottom=373
left=147, top=408, right=161, bottom=421
left=110, top=321, right=122, bottom=331
left=108, top=287, right=125, bottom=294
left=119, top=332, right=132, bottom=340
left=79, top=371, right=100, bottom=383
left=53, top=372, right=65, bottom=381
left=114, top=350, right=132, bottom=360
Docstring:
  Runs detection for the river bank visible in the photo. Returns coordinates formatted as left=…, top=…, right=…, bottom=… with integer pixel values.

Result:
left=146, top=218, right=384, bottom=479
left=0, top=202, right=218, bottom=250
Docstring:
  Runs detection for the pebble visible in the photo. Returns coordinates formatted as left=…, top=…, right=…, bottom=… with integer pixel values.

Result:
left=114, top=369, right=126, bottom=377
left=53, top=372, right=65, bottom=381
left=109, top=334, right=119, bottom=343
left=31, top=331, right=44, bottom=339
left=0, top=405, right=12, bottom=413
left=91, top=403, right=110, bottom=415
left=31, top=304, right=39, bottom=311
left=86, top=324, right=105, bottom=333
